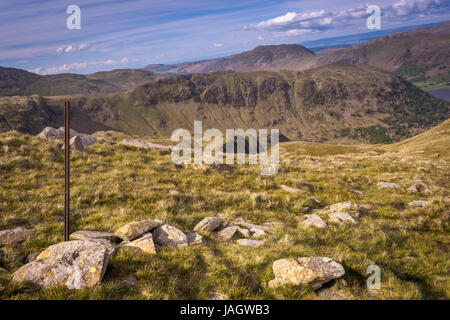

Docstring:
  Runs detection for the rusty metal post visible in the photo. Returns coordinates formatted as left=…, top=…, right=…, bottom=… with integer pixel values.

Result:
left=64, top=101, right=70, bottom=241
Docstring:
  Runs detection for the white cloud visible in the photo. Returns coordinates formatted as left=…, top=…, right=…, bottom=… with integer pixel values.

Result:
left=213, top=43, right=223, bottom=47
left=56, top=43, right=89, bottom=54
left=247, top=0, right=450, bottom=37
left=36, top=57, right=129, bottom=75
left=257, top=36, right=264, bottom=41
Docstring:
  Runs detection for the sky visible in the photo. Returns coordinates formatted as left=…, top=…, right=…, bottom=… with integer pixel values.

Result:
left=0, top=0, right=449, bottom=75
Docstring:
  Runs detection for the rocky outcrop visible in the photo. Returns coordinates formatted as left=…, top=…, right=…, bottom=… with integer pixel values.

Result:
left=0, top=227, right=34, bottom=246
left=268, top=257, right=345, bottom=289
left=115, top=219, right=163, bottom=241
left=12, top=240, right=111, bottom=289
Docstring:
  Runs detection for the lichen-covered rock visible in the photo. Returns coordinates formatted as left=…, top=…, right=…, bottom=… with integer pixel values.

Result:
left=38, top=127, right=97, bottom=147
left=12, top=240, right=111, bottom=289
left=215, top=226, right=238, bottom=241
left=302, top=214, right=328, bottom=229
left=250, top=228, right=267, bottom=238
left=64, top=136, right=85, bottom=152
left=236, top=239, right=265, bottom=247
left=121, top=233, right=156, bottom=254
left=115, top=219, right=163, bottom=241
left=377, top=181, right=403, bottom=189
left=193, top=217, right=222, bottom=233
left=268, top=257, right=345, bottom=289
left=152, top=225, right=188, bottom=249
left=329, top=201, right=358, bottom=212
left=237, top=227, right=252, bottom=238
left=0, top=227, right=34, bottom=246
left=329, top=212, right=357, bottom=225
left=186, top=232, right=204, bottom=245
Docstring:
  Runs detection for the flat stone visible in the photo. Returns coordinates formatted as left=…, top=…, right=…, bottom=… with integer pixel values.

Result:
left=152, top=225, right=188, bottom=249
left=12, top=240, right=111, bottom=289
left=268, top=257, right=345, bottom=289
left=236, top=227, right=252, bottom=238
left=302, top=214, right=328, bottom=229
left=233, top=217, right=270, bottom=231
left=121, top=233, right=156, bottom=254
left=377, top=182, right=403, bottom=189
left=70, top=230, right=122, bottom=244
left=193, top=217, right=222, bottom=233
left=0, top=227, right=34, bottom=246
left=408, top=200, right=431, bottom=208
left=236, top=239, right=265, bottom=247
left=329, top=212, right=357, bottom=225
left=250, top=228, right=267, bottom=238
left=280, top=184, right=302, bottom=193
left=115, top=219, right=163, bottom=241
left=186, top=232, right=204, bottom=245
left=215, top=226, right=238, bottom=241
left=329, top=201, right=358, bottom=212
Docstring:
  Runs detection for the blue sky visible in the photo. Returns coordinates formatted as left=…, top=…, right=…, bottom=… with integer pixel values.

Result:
left=1, top=0, right=449, bottom=75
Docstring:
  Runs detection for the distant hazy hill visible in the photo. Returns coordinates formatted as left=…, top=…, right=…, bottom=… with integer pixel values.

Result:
left=315, top=20, right=450, bottom=80
left=144, top=44, right=316, bottom=75
left=0, top=68, right=163, bottom=97
left=3, top=64, right=447, bottom=144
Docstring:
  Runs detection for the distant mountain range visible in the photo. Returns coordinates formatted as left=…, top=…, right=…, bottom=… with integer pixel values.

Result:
left=0, top=68, right=163, bottom=97
left=144, top=20, right=450, bottom=81
left=0, top=20, right=448, bottom=144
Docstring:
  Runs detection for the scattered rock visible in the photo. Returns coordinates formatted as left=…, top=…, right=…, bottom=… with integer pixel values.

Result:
left=38, top=127, right=97, bottom=147
left=62, top=136, right=85, bottom=152
left=407, top=186, right=419, bottom=193
left=0, top=227, right=34, bottom=246
left=250, top=228, right=267, bottom=238
left=377, top=182, right=403, bottom=189
left=408, top=200, right=431, bottom=208
left=209, top=292, right=228, bottom=300
left=351, top=189, right=363, bottom=195
left=236, top=227, right=252, bottom=238
left=302, top=214, right=328, bottom=229
left=115, top=219, right=163, bottom=241
left=121, top=233, right=156, bottom=254
left=329, top=212, right=357, bottom=225
left=120, top=139, right=172, bottom=150
left=70, top=230, right=122, bottom=244
left=355, top=204, right=373, bottom=219
left=215, top=226, right=238, bottom=241
left=329, top=201, right=358, bottom=212
left=303, top=197, right=322, bottom=210
left=152, top=225, right=188, bottom=249
left=186, top=232, right=204, bottom=245
left=233, top=217, right=270, bottom=231
left=280, top=184, right=302, bottom=193
left=268, top=257, right=345, bottom=289
left=317, top=287, right=354, bottom=300
left=12, top=240, right=111, bottom=289
left=236, top=239, right=265, bottom=247
left=193, top=217, right=222, bottom=233
left=121, top=275, right=137, bottom=287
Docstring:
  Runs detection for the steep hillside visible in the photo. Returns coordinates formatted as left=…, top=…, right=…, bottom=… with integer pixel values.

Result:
left=316, top=20, right=450, bottom=80
left=86, top=69, right=164, bottom=90
left=144, top=44, right=316, bottom=75
left=24, top=65, right=446, bottom=144
left=0, top=68, right=163, bottom=97
left=0, top=67, right=41, bottom=96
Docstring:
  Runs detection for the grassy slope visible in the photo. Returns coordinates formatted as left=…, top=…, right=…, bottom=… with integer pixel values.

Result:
left=0, top=121, right=448, bottom=299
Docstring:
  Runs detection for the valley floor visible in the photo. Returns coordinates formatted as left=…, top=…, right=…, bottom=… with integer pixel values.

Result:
left=0, top=128, right=449, bottom=300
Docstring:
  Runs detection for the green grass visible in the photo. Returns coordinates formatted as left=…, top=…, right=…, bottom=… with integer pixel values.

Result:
left=0, top=129, right=449, bottom=300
